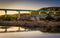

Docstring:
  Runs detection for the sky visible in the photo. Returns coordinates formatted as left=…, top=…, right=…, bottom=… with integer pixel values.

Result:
left=0, top=0, right=60, bottom=15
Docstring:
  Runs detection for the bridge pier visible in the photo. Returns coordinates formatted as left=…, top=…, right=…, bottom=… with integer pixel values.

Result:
left=30, top=12, right=32, bottom=16
left=47, top=11, right=49, bottom=14
left=54, top=12, right=56, bottom=15
left=17, top=26, right=21, bottom=31
left=5, top=10, right=7, bottom=17
left=39, top=11, right=41, bottom=15
left=17, top=11, right=20, bottom=20
left=5, top=28, right=7, bottom=32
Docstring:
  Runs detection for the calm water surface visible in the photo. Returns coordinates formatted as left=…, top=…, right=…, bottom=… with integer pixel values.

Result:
left=0, top=27, right=60, bottom=38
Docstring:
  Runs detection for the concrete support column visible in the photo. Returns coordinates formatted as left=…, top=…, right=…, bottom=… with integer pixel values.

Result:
left=17, top=26, right=20, bottom=31
left=5, top=10, right=7, bottom=17
left=47, top=11, right=49, bottom=14
left=17, top=11, right=20, bottom=20
left=4, top=26, right=8, bottom=32
left=54, top=12, right=56, bottom=15
left=39, top=11, right=41, bottom=15
left=29, top=11, right=32, bottom=16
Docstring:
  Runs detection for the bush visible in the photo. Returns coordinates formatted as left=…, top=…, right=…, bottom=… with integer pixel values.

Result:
left=46, top=14, right=55, bottom=21
left=0, top=15, right=17, bottom=21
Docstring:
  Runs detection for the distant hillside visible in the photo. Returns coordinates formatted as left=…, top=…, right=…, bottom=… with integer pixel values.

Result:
left=39, top=7, right=60, bottom=11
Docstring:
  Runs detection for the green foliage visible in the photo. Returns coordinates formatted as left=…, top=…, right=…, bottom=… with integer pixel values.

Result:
left=0, top=15, right=17, bottom=21
left=46, top=14, right=55, bottom=21
left=39, top=7, right=60, bottom=15
left=31, top=11, right=39, bottom=15
left=56, top=12, right=60, bottom=15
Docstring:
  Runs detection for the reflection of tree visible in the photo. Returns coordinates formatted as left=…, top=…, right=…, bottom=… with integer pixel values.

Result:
left=17, top=24, right=23, bottom=31
left=0, top=26, right=10, bottom=32
left=39, top=25, right=60, bottom=33
left=17, top=26, right=21, bottom=31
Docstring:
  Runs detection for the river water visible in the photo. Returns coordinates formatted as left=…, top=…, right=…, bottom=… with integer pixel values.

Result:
left=0, top=27, right=60, bottom=38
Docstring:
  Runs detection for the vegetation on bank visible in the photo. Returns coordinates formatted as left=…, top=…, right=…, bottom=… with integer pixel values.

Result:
left=0, top=20, right=60, bottom=33
left=39, top=25, right=60, bottom=33
left=0, top=15, right=17, bottom=21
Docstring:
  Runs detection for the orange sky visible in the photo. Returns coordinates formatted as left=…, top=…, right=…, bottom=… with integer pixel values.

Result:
left=0, top=11, right=30, bottom=15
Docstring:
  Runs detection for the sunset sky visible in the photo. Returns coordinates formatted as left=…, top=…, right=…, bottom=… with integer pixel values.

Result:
left=0, top=0, right=60, bottom=15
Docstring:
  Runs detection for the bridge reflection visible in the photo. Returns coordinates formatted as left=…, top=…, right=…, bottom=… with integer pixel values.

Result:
left=0, top=26, right=38, bottom=33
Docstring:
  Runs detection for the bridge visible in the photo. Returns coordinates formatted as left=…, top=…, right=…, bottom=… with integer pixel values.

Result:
left=0, top=8, right=60, bottom=19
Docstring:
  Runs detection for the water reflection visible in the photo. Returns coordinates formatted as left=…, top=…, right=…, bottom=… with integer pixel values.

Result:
left=0, top=26, right=26, bottom=32
left=0, top=26, right=60, bottom=38
left=0, top=26, right=60, bottom=33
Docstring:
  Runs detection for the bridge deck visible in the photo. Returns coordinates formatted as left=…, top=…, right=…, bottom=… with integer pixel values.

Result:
left=0, top=9, right=60, bottom=12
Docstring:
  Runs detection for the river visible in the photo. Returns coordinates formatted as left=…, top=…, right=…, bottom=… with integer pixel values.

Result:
left=0, top=31, right=60, bottom=38
left=0, top=27, right=60, bottom=38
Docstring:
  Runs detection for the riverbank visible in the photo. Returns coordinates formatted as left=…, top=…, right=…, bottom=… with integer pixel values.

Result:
left=0, top=20, right=60, bottom=26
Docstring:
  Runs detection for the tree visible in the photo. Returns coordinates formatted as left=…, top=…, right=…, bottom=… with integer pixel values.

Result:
left=0, top=26, right=10, bottom=32
left=0, top=15, right=17, bottom=21
left=46, top=14, right=55, bottom=21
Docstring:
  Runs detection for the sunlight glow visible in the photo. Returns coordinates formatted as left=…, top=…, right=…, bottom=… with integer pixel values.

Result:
left=0, top=11, right=5, bottom=15
left=0, top=11, right=30, bottom=15
left=7, top=11, right=18, bottom=15
left=20, top=11, right=30, bottom=13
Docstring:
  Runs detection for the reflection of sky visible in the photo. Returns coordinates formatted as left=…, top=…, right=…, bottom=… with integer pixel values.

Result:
left=0, top=31, right=60, bottom=38
left=0, top=0, right=60, bottom=15
left=0, top=27, right=25, bottom=31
